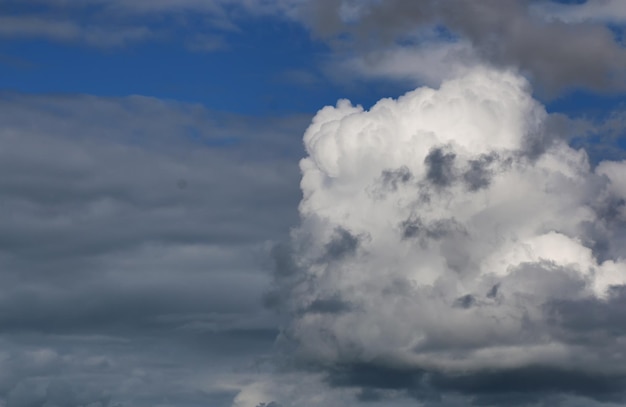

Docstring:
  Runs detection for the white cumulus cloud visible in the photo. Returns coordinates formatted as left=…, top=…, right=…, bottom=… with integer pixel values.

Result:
left=264, top=66, right=626, bottom=404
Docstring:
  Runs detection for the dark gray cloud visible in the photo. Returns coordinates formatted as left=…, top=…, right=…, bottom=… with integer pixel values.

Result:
left=0, top=92, right=307, bottom=406
left=6, top=380, right=113, bottom=407
left=283, top=260, right=626, bottom=405
left=453, top=294, right=476, bottom=309
left=323, top=227, right=360, bottom=261
left=264, top=230, right=360, bottom=317
left=380, top=166, right=413, bottom=191
left=322, top=360, right=626, bottom=405
left=255, top=403, right=282, bottom=407
left=304, top=0, right=626, bottom=94
left=355, top=388, right=385, bottom=403
left=401, top=217, right=464, bottom=244
left=463, top=154, right=498, bottom=191
left=424, top=147, right=457, bottom=187
left=547, top=285, right=626, bottom=341
left=305, top=296, right=353, bottom=315
left=486, top=283, right=500, bottom=300
left=326, top=363, right=423, bottom=391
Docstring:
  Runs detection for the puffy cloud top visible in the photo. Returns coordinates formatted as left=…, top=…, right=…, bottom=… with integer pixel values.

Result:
left=271, top=67, right=626, bottom=400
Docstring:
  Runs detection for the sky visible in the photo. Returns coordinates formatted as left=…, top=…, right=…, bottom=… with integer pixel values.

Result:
left=0, top=1, right=626, bottom=406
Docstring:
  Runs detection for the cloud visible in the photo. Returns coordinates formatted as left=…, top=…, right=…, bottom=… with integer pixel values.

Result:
left=328, top=40, right=479, bottom=87
left=6, top=0, right=625, bottom=95
left=0, top=0, right=300, bottom=47
left=265, top=67, right=626, bottom=405
left=535, top=0, right=626, bottom=24
left=6, top=379, right=112, bottom=407
left=0, top=91, right=308, bottom=406
left=0, top=15, right=152, bottom=47
left=305, top=0, right=626, bottom=94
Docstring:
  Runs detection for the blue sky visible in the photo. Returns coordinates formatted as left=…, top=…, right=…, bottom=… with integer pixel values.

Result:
left=0, top=2, right=623, bottom=115
left=1, top=1, right=626, bottom=407
left=0, top=12, right=410, bottom=116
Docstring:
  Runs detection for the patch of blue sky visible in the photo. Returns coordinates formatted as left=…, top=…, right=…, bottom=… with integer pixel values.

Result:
left=0, top=17, right=322, bottom=113
left=0, top=15, right=422, bottom=117
left=547, top=91, right=626, bottom=117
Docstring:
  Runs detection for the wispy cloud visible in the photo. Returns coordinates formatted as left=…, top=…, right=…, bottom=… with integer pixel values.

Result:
left=0, top=15, right=153, bottom=47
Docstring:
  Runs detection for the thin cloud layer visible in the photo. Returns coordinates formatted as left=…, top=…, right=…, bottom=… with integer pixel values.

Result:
left=0, top=0, right=299, bottom=48
left=0, top=15, right=152, bottom=47
left=265, top=67, right=626, bottom=405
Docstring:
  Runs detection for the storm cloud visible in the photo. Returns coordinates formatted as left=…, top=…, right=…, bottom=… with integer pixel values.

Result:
left=0, top=92, right=306, bottom=406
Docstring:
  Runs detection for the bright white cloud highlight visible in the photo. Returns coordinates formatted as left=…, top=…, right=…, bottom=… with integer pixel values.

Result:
left=276, top=67, right=626, bottom=376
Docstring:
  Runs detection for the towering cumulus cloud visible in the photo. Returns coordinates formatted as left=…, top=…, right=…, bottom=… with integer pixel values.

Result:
left=270, top=67, right=626, bottom=404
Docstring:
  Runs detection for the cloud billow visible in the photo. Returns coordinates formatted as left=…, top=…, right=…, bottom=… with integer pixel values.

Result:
left=269, top=67, right=626, bottom=404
